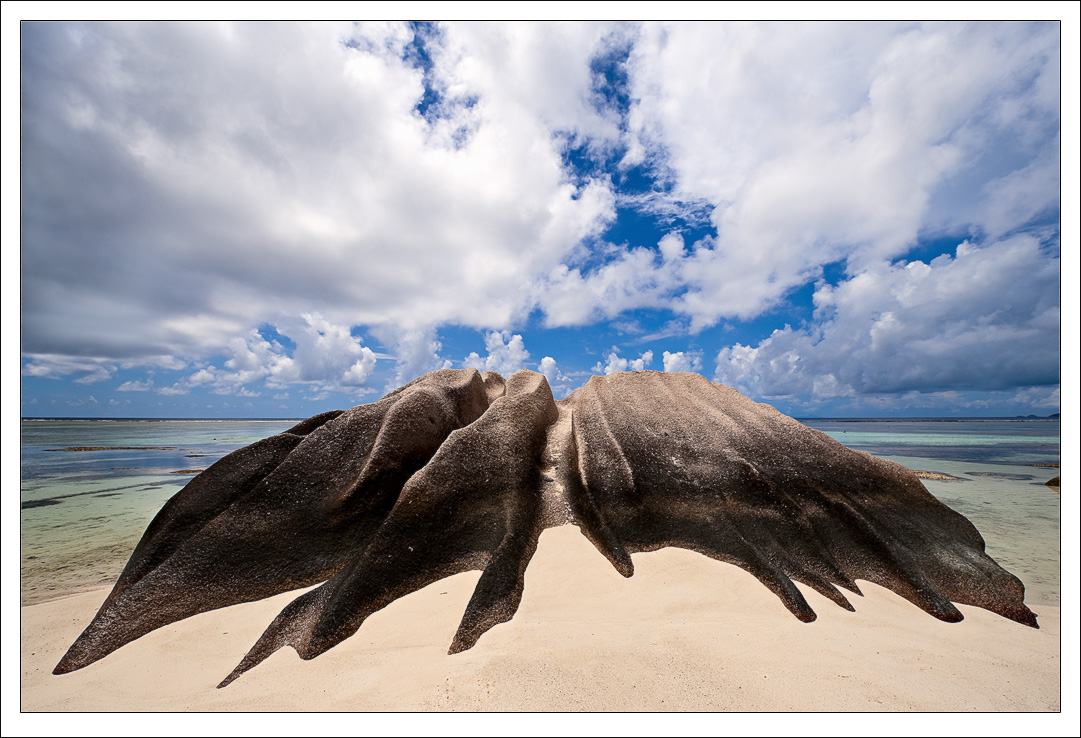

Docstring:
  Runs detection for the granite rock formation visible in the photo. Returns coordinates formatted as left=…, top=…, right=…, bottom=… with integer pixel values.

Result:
left=54, top=369, right=1037, bottom=686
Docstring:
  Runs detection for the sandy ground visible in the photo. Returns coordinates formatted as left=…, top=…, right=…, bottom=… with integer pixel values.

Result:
left=13, top=523, right=1070, bottom=725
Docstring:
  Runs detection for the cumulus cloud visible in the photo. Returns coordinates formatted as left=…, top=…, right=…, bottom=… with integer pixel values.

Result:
left=262, top=313, right=380, bottom=388
left=605, top=21, right=1059, bottom=329
left=539, top=239, right=685, bottom=326
left=594, top=349, right=654, bottom=374
left=590, top=348, right=701, bottom=376
left=538, top=356, right=559, bottom=385
left=375, top=326, right=453, bottom=388
left=138, top=313, right=383, bottom=397
left=713, top=233, right=1060, bottom=409
left=661, top=350, right=702, bottom=373
left=463, top=331, right=531, bottom=376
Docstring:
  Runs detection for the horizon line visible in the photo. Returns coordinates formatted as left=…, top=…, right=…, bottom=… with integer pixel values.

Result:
left=21, top=413, right=1062, bottom=422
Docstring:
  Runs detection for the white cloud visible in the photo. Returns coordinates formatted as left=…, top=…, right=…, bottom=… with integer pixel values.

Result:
left=265, top=313, right=379, bottom=388
left=71, top=365, right=116, bottom=384
left=179, top=315, right=361, bottom=394
left=132, top=313, right=384, bottom=396
left=22, top=355, right=117, bottom=384
left=714, top=233, right=1059, bottom=406
left=538, top=356, right=559, bottom=385
left=1005, top=385, right=1060, bottom=410
left=540, top=243, right=683, bottom=326
left=977, top=146, right=1060, bottom=239
left=117, top=379, right=154, bottom=392
left=377, top=326, right=453, bottom=388
left=20, top=21, right=617, bottom=366
left=587, top=347, right=700, bottom=376
left=342, top=356, right=377, bottom=387
left=661, top=350, right=702, bottom=373
left=615, top=21, right=1061, bottom=328
left=463, top=331, right=532, bottom=376
left=594, top=349, right=654, bottom=374
left=433, top=23, right=628, bottom=146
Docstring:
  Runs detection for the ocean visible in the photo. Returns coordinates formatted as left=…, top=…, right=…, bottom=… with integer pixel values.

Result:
left=19, top=416, right=1060, bottom=608
left=801, top=418, right=1060, bottom=607
left=19, top=419, right=298, bottom=605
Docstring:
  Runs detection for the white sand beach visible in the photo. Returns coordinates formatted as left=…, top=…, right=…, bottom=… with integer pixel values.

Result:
left=18, top=524, right=1063, bottom=718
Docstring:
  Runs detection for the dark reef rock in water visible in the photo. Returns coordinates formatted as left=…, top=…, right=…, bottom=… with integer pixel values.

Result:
left=54, top=369, right=1037, bottom=686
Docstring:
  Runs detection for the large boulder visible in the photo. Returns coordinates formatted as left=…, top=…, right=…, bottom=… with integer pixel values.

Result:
left=560, top=371, right=1035, bottom=628
left=54, top=369, right=1037, bottom=687
left=55, top=369, right=499, bottom=675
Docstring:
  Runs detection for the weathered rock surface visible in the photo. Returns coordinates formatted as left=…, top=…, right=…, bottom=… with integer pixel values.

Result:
left=219, top=369, right=557, bottom=686
left=54, top=369, right=499, bottom=675
left=54, top=369, right=1037, bottom=686
left=561, top=372, right=1036, bottom=629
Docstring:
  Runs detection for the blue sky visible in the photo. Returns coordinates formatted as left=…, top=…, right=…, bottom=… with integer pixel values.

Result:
left=12, top=19, right=1075, bottom=418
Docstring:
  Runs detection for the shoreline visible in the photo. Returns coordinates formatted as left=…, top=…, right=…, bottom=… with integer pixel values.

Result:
left=21, top=418, right=1061, bottom=612
left=20, top=465, right=1064, bottom=611
left=20, top=524, right=1061, bottom=712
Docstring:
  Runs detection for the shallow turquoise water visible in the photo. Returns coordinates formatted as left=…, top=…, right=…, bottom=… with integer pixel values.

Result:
left=20, top=417, right=1060, bottom=607
left=20, top=420, right=296, bottom=604
left=804, top=419, right=1060, bottom=606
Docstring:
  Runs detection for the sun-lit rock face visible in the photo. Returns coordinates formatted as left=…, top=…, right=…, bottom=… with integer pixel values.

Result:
left=54, top=369, right=1037, bottom=687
